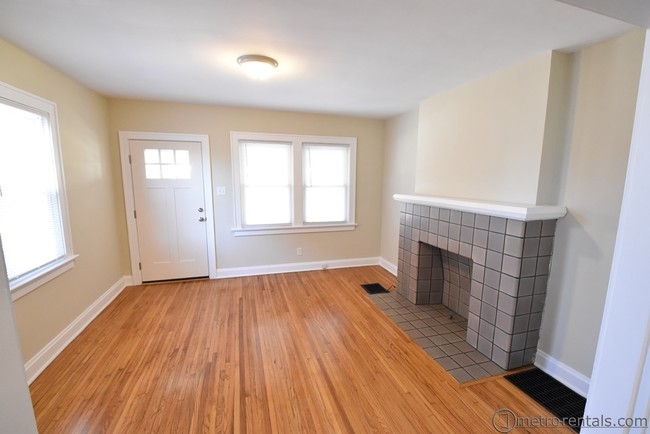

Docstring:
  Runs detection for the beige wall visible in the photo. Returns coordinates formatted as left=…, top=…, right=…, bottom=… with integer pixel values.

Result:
left=415, top=51, right=555, bottom=204
left=536, top=52, right=574, bottom=205
left=415, top=51, right=571, bottom=205
left=538, top=30, right=645, bottom=377
left=379, top=107, right=419, bottom=267
left=108, top=100, right=385, bottom=270
left=0, top=39, right=127, bottom=361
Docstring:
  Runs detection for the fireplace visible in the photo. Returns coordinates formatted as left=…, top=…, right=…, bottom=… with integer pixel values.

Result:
left=395, top=194, right=566, bottom=370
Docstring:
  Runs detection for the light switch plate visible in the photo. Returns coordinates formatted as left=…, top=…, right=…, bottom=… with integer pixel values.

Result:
left=216, top=186, right=226, bottom=196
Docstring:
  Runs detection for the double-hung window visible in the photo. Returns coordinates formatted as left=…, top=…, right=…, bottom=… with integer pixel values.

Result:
left=231, top=132, right=356, bottom=235
left=0, top=81, right=75, bottom=299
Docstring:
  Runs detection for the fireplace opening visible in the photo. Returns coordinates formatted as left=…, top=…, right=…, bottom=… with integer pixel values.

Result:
left=415, top=242, right=472, bottom=319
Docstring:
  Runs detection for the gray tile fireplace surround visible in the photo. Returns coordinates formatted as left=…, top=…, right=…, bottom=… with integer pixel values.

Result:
left=396, top=199, right=562, bottom=370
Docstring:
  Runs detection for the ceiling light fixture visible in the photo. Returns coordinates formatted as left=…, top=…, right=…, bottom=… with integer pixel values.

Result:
left=237, top=54, right=278, bottom=80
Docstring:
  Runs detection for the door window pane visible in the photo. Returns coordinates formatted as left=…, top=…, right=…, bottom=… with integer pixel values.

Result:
left=145, top=164, right=162, bottom=179
left=160, top=149, right=175, bottom=164
left=175, top=150, right=189, bottom=164
left=144, top=148, right=160, bottom=164
left=144, top=148, right=191, bottom=180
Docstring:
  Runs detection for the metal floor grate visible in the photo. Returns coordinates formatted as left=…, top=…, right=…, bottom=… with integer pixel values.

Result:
left=361, top=283, right=390, bottom=294
left=505, top=368, right=586, bottom=432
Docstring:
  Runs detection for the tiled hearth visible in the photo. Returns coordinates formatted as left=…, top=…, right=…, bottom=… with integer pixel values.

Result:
left=369, top=291, right=504, bottom=382
left=394, top=195, right=566, bottom=370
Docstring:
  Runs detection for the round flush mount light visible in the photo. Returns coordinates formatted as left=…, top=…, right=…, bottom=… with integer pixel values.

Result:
left=237, top=54, right=278, bottom=80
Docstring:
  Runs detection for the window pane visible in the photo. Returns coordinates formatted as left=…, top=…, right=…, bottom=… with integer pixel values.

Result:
left=144, top=148, right=159, bottom=164
left=303, top=144, right=349, bottom=223
left=161, top=165, right=177, bottom=179
left=0, top=102, right=66, bottom=281
left=242, top=143, right=291, bottom=186
left=304, top=187, right=346, bottom=223
left=240, top=142, right=292, bottom=225
left=175, top=149, right=190, bottom=164
left=145, top=164, right=161, bottom=179
left=244, top=187, right=291, bottom=225
left=303, top=145, right=347, bottom=186
left=160, top=149, right=175, bottom=164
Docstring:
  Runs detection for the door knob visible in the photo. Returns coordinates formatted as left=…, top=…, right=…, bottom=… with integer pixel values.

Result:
left=198, top=217, right=206, bottom=222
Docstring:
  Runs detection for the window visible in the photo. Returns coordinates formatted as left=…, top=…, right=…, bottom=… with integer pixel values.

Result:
left=144, top=148, right=191, bottom=179
left=303, top=144, right=349, bottom=223
left=231, top=132, right=357, bottom=236
left=0, top=81, right=75, bottom=299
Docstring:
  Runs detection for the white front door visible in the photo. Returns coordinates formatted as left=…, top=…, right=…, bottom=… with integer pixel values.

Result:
left=129, top=139, right=209, bottom=282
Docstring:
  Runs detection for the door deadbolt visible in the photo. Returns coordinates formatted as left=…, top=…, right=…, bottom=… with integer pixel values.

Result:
left=198, top=207, right=204, bottom=212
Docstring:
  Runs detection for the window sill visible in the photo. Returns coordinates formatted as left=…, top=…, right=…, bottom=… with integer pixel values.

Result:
left=10, top=254, right=79, bottom=301
left=232, top=223, right=357, bottom=237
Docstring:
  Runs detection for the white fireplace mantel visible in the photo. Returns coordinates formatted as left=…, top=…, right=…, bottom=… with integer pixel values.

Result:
left=393, top=194, right=567, bottom=221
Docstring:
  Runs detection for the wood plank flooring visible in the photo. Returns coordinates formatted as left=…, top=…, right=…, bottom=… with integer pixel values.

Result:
left=30, top=266, right=573, bottom=433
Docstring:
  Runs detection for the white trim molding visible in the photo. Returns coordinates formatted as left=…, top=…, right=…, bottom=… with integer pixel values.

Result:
left=535, top=350, right=590, bottom=397
left=379, top=258, right=398, bottom=276
left=232, top=223, right=356, bottom=237
left=216, top=257, right=380, bottom=279
left=11, top=255, right=78, bottom=301
left=24, top=275, right=132, bottom=384
left=393, top=194, right=567, bottom=221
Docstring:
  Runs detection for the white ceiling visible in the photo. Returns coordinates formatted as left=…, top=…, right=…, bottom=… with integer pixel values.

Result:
left=557, top=0, right=650, bottom=28
left=0, top=0, right=637, bottom=118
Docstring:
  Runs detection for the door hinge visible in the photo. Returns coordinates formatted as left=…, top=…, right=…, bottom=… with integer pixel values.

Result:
left=134, top=210, right=137, bottom=219
left=128, top=155, right=132, bottom=164
left=138, top=262, right=142, bottom=270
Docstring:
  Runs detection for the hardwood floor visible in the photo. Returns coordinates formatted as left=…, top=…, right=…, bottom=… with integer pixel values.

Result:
left=30, top=266, right=572, bottom=433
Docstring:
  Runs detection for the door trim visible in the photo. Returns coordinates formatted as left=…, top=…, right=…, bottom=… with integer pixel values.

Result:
left=118, top=131, right=217, bottom=284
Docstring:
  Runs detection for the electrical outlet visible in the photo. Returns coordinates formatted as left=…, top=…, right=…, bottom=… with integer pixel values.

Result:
left=296, top=247, right=303, bottom=256
left=216, top=186, right=226, bottom=196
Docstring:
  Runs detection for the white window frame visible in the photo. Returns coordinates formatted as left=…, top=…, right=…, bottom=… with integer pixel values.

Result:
left=230, top=131, right=357, bottom=236
left=0, top=81, right=76, bottom=301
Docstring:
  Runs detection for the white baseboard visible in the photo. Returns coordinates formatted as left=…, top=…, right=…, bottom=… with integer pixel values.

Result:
left=24, top=275, right=132, bottom=384
left=379, top=258, right=397, bottom=276
left=535, top=350, right=590, bottom=397
left=216, top=257, right=381, bottom=279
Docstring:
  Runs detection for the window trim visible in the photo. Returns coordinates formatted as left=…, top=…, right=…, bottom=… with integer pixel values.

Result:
left=230, top=131, right=357, bottom=236
left=0, top=81, right=76, bottom=301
